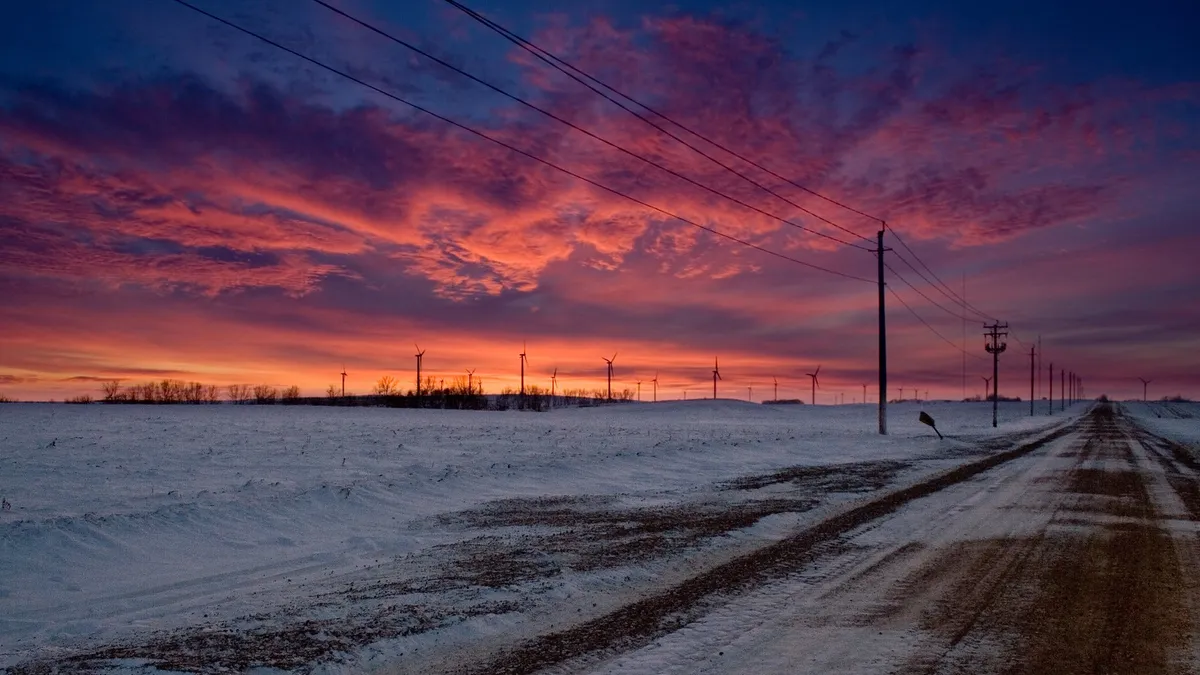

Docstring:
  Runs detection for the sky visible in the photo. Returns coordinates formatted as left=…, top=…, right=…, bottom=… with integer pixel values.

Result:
left=1, top=0, right=1197, bottom=403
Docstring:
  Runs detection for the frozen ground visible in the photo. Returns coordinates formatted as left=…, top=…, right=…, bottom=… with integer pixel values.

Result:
left=0, top=400, right=1092, bottom=672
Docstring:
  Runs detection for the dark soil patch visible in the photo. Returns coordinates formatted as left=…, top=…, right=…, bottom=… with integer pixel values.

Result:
left=720, top=460, right=907, bottom=492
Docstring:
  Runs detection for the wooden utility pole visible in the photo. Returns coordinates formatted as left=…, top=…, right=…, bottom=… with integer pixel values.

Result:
left=1048, top=362, right=1053, bottom=415
left=876, top=230, right=890, bottom=435
left=984, top=322, right=1009, bottom=428
left=1029, top=345, right=1036, bottom=416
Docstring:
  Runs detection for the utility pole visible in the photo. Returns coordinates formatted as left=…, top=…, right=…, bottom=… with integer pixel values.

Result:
left=1061, top=369, right=1065, bottom=411
left=1029, top=345, right=1036, bottom=416
left=876, top=230, right=890, bottom=435
left=1048, top=362, right=1053, bottom=415
left=984, top=322, right=1009, bottom=428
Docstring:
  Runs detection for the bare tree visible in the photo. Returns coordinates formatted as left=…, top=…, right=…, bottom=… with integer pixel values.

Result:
left=227, top=384, right=251, bottom=404
left=374, top=375, right=399, bottom=396
left=253, top=384, right=278, bottom=404
left=326, top=384, right=339, bottom=399
left=101, top=380, right=122, bottom=402
left=204, top=384, right=220, bottom=404
left=184, top=382, right=205, bottom=404
left=281, top=385, right=301, bottom=403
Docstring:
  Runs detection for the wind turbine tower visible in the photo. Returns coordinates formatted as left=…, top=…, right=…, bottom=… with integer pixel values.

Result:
left=1139, top=377, right=1151, bottom=402
left=982, top=375, right=992, bottom=402
left=712, top=357, right=722, bottom=399
left=340, top=364, right=347, bottom=397
left=519, top=342, right=529, bottom=397
left=551, top=367, right=558, bottom=400
left=466, top=368, right=476, bottom=395
left=806, top=365, right=821, bottom=406
left=652, top=372, right=659, bottom=403
left=773, top=376, right=778, bottom=402
left=636, top=380, right=642, bottom=402
left=414, top=344, right=425, bottom=398
left=603, top=353, right=617, bottom=400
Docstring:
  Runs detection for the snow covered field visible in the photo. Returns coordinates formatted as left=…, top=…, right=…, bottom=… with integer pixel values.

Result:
left=0, top=400, right=1082, bottom=672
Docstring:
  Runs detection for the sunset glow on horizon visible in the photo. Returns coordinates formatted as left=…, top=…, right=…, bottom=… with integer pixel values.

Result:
left=1, top=0, right=1197, bottom=402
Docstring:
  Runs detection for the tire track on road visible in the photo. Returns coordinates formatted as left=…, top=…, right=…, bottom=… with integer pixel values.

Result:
left=463, top=422, right=1077, bottom=675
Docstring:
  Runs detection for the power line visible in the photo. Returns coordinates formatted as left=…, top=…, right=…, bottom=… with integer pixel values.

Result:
left=307, top=0, right=870, bottom=251
left=888, top=286, right=986, bottom=361
left=426, top=0, right=874, bottom=245
left=440, top=0, right=1007, bottom=324
left=440, top=0, right=884, bottom=227
left=889, top=249, right=992, bottom=322
left=888, top=226, right=997, bottom=321
left=885, top=262, right=979, bottom=323
left=165, top=0, right=874, bottom=283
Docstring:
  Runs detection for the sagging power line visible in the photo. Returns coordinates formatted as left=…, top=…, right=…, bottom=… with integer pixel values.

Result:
left=164, top=0, right=873, bottom=283
left=440, top=0, right=998, bottom=323
left=307, top=0, right=872, bottom=251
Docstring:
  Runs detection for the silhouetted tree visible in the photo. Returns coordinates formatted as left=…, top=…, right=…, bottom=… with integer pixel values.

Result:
left=374, top=375, right=399, bottom=396
left=228, top=384, right=251, bottom=404
left=253, top=384, right=278, bottom=404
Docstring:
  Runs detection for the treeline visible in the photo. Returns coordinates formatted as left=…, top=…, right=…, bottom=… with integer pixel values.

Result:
left=99, top=380, right=303, bottom=404
left=960, top=394, right=1023, bottom=403
left=85, top=376, right=637, bottom=411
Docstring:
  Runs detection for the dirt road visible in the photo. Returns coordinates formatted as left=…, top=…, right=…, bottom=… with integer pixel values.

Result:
left=469, top=402, right=1200, bottom=674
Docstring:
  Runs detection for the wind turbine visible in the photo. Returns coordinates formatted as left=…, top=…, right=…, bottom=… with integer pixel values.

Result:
left=773, top=376, right=778, bottom=402
left=636, top=380, right=642, bottom=402
left=603, top=353, right=617, bottom=400
left=652, top=371, right=659, bottom=403
left=551, top=367, right=558, bottom=400
left=1138, top=377, right=1151, bottom=402
left=340, top=364, right=347, bottom=397
left=519, top=341, right=529, bottom=396
left=806, top=365, right=821, bottom=406
left=712, top=357, right=722, bottom=399
left=466, top=368, right=476, bottom=395
left=862, top=383, right=867, bottom=404
left=414, top=344, right=425, bottom=398
left=981, top=375, right=992, bottom=402
left=747, top=385, right=752, bottom=402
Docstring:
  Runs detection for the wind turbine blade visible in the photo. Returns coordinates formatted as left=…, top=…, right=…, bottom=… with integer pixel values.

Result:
left=815, top=364, right=821, bottom=377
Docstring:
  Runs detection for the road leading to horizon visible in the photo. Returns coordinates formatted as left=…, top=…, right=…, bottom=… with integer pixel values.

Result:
left=467, top=402, right=1200, bottom=674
